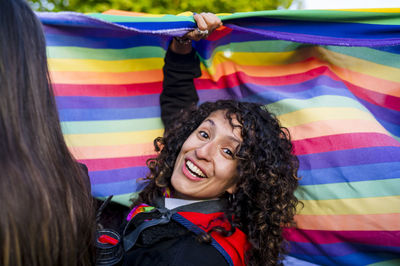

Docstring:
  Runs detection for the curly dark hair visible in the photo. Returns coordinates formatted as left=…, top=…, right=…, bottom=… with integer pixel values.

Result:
left=135, top=100, right=300, bottom=266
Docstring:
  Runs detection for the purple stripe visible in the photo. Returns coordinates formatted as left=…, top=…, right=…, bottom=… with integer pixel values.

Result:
left=298, top=146, right=400, bottom=170
left=289, top=241, right=400, bottom=257
left=59, top=106, right=160, bottom=121
left=91, top=179, right=148, bottom=197
left=227, top=24, right=400, bottom=47
left=56, top=94, right=159, bottom=109
left=89, top=166, right=149, bottom=185
left=298, top=162, right=400, bottom=185
left=358, top=97, right=400, bottom=126
left=290, top=252, right=398, bottom=266
left=198, top=75, right=354, bottom=103
left=44, top=31, right=169, bottom=49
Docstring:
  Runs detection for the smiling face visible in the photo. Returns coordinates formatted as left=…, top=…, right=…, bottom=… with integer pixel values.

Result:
left=170, top=110, right=243, bottom=200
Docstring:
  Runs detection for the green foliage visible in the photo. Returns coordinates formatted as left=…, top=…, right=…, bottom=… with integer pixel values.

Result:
left=28, top=0, right=299, bottom=14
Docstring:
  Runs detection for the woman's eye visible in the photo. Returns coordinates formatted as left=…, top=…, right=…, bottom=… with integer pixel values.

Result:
left=199, top=131, right=209, bottom=139
left=223, top=148, right=234, bottom=157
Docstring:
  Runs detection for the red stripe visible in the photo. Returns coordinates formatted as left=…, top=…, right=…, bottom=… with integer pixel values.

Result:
left=284, top=228, right=400, bottom=246
left=53, top=82, right=162, bottom=97
left=78, top=155, right=154, bottom=171
left=194, top=67, right=326, bottom=90
left=344, top=80, right=400, bottom=112
left=292, top=132, right=400, bottom=155
left=207, top=26, right=233, bottom=41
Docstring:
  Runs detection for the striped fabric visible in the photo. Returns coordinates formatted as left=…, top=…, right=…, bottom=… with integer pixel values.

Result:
left=38, top=9, right=400, bottom=265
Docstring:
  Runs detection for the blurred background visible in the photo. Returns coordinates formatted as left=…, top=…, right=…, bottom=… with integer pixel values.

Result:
left=28, top=0, right=398, bottom=14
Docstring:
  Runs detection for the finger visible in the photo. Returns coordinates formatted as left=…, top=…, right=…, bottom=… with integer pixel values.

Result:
left=185, top=31, right=202, bottom=41
left=194, top=13, right=208, bottom=31
left=203, top=13, right=222, bottom=31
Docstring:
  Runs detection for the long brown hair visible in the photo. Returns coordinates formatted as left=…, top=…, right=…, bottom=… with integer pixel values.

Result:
left=0, top=0, right=95, bottom=265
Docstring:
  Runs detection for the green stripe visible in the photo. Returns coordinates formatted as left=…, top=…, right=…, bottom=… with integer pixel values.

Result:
left=325, top=46, right=400, bottom=69
left=61, top=117, right=163, bottom=134
left=296, top=178, right=400, bottom=200
left=97, top=192, right=139, bottom=207
left=212, top=40, right=305, bottom=53
left=47, top=46, right=166, bottom=60
left=88, top=13, right=195, bottom=23
left=199, top=40, right=307, bottom=65
left=265, top=95, right=370, bottom=116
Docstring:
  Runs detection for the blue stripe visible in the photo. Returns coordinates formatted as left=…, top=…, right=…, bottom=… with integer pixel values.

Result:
left=115, top=21, right=195, bottom=30
left=59, top=106, right=160, bottom=121
left=89, top=166, right=149, bottom=185
left=55, top=94, right=159, bottom=109
left=290, top=251, right=400, bottom=266
left=358, top=98, right=400, bottom=126
left=298, top=162, right=400, bottom=185
left=283, top=256, right=320, bottom=266
left=289, top=241, right=400, bottom=257
left=91, top=178, right=148, bottom=197
left=44, top=32, right=169, bottom=49
left=373, top=45, right=400, bottom=55
left=379, top=119, right=400, bottom=138
left=298, top=146, right=400, bottom=171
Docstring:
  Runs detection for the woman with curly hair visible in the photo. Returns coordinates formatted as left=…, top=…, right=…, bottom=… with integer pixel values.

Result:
left=121, top=13, right=300, bottom=266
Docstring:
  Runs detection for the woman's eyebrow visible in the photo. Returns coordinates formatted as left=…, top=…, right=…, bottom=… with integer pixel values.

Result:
left=204, top=119, right=215, bottom=126
left=204, top=119, right=241, bottom=144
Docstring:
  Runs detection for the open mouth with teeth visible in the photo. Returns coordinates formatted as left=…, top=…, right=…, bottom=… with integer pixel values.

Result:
left=185, top=160, right=207, bottom=178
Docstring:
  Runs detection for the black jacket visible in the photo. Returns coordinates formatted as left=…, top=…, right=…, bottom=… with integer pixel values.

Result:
left=160, top=47, right=201, bottom=131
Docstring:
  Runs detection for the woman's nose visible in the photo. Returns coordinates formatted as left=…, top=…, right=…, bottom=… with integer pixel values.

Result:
left=195, top=141, right=216, bottom=161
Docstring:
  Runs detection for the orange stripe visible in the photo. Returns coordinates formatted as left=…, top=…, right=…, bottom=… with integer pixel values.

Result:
left=287, top=119, right=389, bottom=141
left=201, top=57, right=324, bottom=80
left=201, top=57, right=400, bottom=97
left=295, top=213, right=400, bottom=231
left=50, top=69, right=163, bottom=84
left=331, top=64, right=400, bottom=97
left=101, top=10, right=150, bottom=16
left=68, top=143, right=156, bottom=160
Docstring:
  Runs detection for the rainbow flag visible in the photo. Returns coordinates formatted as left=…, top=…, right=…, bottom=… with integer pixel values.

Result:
left=38, top=9, right=400, bottom=265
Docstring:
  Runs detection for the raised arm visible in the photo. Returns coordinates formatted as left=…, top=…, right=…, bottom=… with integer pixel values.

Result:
left=160, top=13, right=222, bottom=129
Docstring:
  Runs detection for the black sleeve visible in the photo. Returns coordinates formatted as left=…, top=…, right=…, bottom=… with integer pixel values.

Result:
left=160, top=46, right=201, bottom=130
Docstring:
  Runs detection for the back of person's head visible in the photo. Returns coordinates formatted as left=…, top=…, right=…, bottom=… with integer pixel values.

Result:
left=0, top=0, right=95, bottom=265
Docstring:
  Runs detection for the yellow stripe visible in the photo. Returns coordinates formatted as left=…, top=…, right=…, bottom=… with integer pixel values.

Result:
left=210, top=50, right=304, bottom=66
left=68, top=143, right=156, bottom=160
left=317, top=47, right=400, bottom=83
left=288, top=119, right=389, bottom=141
left=64, top=129, right=164, bottom=147
left=48, top=58, right=164, bottom=72
left=335, top=8, right=400, bottom=13
left=277, top=107, right=375, bottom=128
left=298, top=196, right=400, bottom=215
